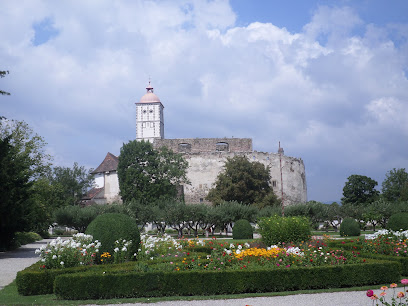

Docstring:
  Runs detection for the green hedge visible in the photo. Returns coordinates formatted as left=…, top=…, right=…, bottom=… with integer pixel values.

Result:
left=54, top=260, right=400, bottom=300
left=16, top=261, right=136, bottom=296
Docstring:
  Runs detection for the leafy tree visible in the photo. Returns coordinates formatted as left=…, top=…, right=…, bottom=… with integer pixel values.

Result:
left=1, top=70, right=10, bottom=96
left=54, top=205, right=100, bottom=232
left=321, top=202, right=342, bottom=231
left=165, top=200, right=188, bottom=238
left=48, top=162, right=95, bottom=206
left=382, top=168, right=408, bottom=202
left=341, top=175, right=379, bottom=205
left=213, top=201, right=258, bottom=235
left=206, top=155, right=280, bottom=207
left=186, top=204, right=210, bottom=237
left=0, top=118, right=52, bottom=178
left=0, top=136, right=33, bottom=249
left=117, top=140, right=189, bottom=204
left=0, top=119, right=52, bottom=249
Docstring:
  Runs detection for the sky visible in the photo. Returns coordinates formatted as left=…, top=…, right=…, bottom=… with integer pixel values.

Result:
left=1, top=0, right=407, bottom=203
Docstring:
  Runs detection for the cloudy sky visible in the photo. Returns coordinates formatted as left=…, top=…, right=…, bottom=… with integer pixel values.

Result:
left=1, top=0, right=407, bottom=203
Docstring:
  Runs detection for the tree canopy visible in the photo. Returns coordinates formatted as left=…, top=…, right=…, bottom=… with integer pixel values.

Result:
left=1, top=70, right=10, bottom=96
left=117, top=140, right=189, bottom=204
left=341, top=174, right=379, bottom=205
left=382, top=168, right=408, bottom=202
left=206, top=155, right=280, bottom=207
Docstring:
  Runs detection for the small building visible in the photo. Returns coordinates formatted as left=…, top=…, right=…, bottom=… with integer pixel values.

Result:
left=88, top=152, right=122, bottom=204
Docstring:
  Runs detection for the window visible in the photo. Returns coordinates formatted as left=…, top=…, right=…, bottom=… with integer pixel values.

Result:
left=178, top=143, right=192, bottom=153
left=200, top=198, right=204, bottom=203
left=216, top=142, right=229, bottom=152
left=272, top=180, right=277, bottom=188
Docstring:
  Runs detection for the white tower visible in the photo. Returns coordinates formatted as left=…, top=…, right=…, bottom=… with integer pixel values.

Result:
left=135, top=81, right=164, bottom=142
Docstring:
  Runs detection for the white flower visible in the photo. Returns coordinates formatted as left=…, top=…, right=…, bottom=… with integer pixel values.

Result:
left=150, top=257, right=154, bottom=260
left=244, top=243, right=250, bottom=248
left=60, top=261, right=64, bottom=266
left=238, top=245, right=242, bottom=250
left=236, top=249, right=241, bottom=254
left=226, top=250, right=232, bottom=255
left=52, top=255, right=57, bottom=259
left=122, top=247, right=127, bottom=252
left=114, top=247, right=119, bottom=253
left=229, top=243, right=235, bottom=249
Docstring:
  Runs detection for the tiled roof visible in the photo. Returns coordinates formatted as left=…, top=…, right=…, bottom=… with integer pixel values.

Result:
left=82, top=187, right=104, bottom=200
left=91, top=152, right=119, bottom=174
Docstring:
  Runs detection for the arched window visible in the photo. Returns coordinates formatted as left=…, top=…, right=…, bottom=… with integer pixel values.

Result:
left=178, top=143, right=192, bottom=153
left=216, top=142, right=229, bottom=152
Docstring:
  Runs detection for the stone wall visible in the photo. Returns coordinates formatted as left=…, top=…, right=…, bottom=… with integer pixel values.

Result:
left=154, top=138, right=252, bottom=153
left=181, top=151, right=307, bottom=206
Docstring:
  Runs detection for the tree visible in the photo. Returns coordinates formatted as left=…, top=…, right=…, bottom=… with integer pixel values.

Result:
left=0, top=119, right=52, bottom=249
left=382, top=168, right=408, bottom=202
left=1, top=70, right=10, bottom=96
left=341, top=175, right=379, bottom=205
left=117, top=140, right=189, bottom=204
left=0, top=118, right=52, bottom=178
left=0, top=135, right=33, bottom=249
left=206, top=155, right=280, bottom=207
left=48, top=162, right=95, bottom=206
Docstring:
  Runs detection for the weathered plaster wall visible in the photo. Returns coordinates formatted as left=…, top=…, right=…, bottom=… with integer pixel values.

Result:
left=154, top=138, right=307, bottom=206
left=104, top=172, right=122, bottom=203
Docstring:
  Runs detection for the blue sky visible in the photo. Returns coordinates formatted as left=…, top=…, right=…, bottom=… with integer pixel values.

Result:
left=1, top=0, right=407, bottom=203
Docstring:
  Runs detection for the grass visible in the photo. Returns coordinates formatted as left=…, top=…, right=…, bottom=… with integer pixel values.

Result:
left=0, top=279, right=392, bottom=306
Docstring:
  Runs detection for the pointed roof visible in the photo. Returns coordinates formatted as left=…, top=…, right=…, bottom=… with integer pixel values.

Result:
left=91, top=152, right=119, bottom=174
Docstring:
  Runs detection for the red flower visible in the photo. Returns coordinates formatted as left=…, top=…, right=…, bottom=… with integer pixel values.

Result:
left=366, top=289, right=374, bottom=297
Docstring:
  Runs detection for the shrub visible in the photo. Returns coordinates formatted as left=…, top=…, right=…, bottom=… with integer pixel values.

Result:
left=258, top=215, right=311, bottom=245
left=340, top=217, right=360, bottom=237
left=233, top=219, right=253, bottom=239
left=387, top=212, right=408, bottom=231
left=85, top=213, right=140, bottom=256
left=14, top=232, right=42, bottom=245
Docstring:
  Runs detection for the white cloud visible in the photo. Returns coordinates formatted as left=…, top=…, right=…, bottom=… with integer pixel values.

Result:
left=1, top=1, right=407, bottom=202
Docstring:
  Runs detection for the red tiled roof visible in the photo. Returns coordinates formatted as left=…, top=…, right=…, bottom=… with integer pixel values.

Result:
left=91, top=152, right=119, bottom=174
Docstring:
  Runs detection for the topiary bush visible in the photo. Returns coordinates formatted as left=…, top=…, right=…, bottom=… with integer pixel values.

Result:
left=85, top=213, right=140, bottom=256
left=387, top=212, right=408, bottom=231
left=258, top=215, right=311, bottom=245
left=339, top=217, right=360, bottom=237
left=233, top=219, right=253, bottom=239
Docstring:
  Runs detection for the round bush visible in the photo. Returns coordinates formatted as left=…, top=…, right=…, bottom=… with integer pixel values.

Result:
left=258, top=216, right=311, bottom=245
left=233, top=219, right=253, bottom=239
left=339, top=217, right=360, bottom=237
left=85, top=213, right=140, bottom=256
left=387, top=212, right=408, bottom=231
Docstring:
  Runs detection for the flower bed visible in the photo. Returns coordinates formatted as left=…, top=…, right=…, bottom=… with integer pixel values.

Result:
left=16, top=234, right=404, bottom=298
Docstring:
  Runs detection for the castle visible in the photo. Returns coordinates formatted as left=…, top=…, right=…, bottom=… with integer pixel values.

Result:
left=85, top=82, right=307, bottom=206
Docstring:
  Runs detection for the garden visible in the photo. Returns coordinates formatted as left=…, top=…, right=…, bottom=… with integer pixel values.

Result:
left=7, top=213, right=406, bottom=305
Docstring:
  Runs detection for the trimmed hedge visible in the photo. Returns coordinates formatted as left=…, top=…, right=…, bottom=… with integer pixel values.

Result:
left=54, top=260, right=400, bottom=300
left=387, top=212, right=408, bottom=231
left=233, top=219, right=253, bottom=240
left=258, top=216, right=311, bottom=245
left=340, top=218, right=360, bottom=237
left=85, top=213, right=140, bottom=256
left=16, top=261, right=136, bottom=296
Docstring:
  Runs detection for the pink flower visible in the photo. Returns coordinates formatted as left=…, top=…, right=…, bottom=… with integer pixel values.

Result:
left=390, top=283, right=398, bottom=288
left=397, top=291, right=405, bottom=298
left=401, top=279, right=408, bottom=285
left=370, top=294, right=378, bottom=300
left=366, top=290, right=374, bottom=297
left=380, top=286, right=388, bottom=291
left=380, top=292, right=387, bottom=297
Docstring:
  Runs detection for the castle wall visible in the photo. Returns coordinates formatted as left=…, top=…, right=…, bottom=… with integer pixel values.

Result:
left=154, top=138, right=252, bottom=153
left=181, top=151, right=307, bottom=206
left=154, top=138, right=307, bottom=206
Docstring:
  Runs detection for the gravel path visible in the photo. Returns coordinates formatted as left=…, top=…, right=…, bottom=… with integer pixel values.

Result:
left=0, top=240, right=376, bottom=305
